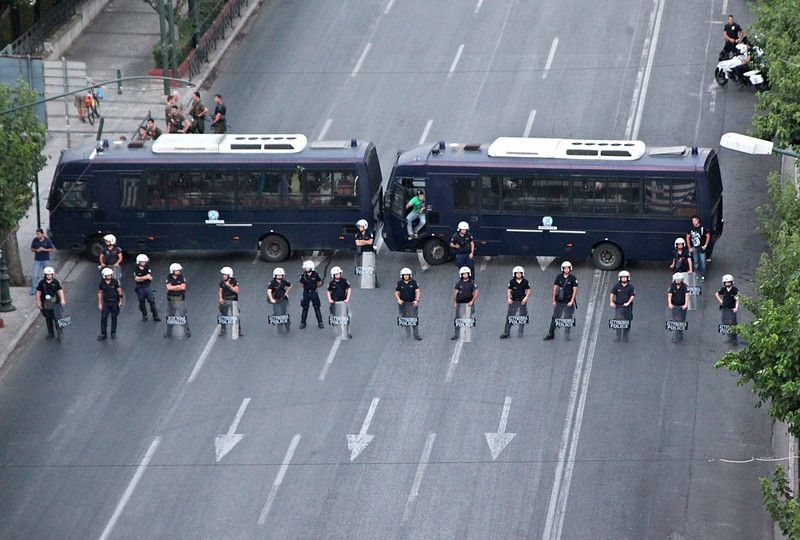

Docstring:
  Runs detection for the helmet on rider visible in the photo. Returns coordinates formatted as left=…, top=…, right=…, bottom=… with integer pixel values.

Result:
left=672, top=272, right=684, bottom=282
left=302, top=260, right=315, bottom=271
left=356, top=219, right=368, bottom=229
left=400, top=267, right=413, bottom=277
left=330, top=266, right=343, bottom=277
left=43, top=266, right=55, bottom=276
left=459, top=266, right=471, bottom=276
left=135, top=254, right=149, bottom=264
left=273, top=267, right=285, bottom=277
left=220, top=266, right=233, bottom=277
left=674, top=237, right=685, bottom=246
left=722, top=274, right=734, bottom=284
left=618, top=270, right=630, bottom=280
left=169, top=263, right=182, bottom=273
left=457, top=221, right=469, bottom=231
left=101, top=267, right=114, bottom=277
left=561, top=261, right=572, bottom=270
left=103, top=234, right=116, bottom=245
left=512, top=265, right=524, bottom=276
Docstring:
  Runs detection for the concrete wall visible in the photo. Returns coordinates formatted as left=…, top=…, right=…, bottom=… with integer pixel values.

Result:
left=43, top=0, right=111, bottom=60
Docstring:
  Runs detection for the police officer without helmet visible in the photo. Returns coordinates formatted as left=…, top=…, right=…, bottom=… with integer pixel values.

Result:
left=133, top=254, right=160, bottom=322
left=450, top=221, right=475, bottom=275
left=544, top=261, right=578, bottom=341
left=97, top=267, right=123, bottom=340
left=164, top=263, right=190, bottom=338
left=609, top=270, right=635, bottom=342
left=715, top=274, right=739, bottom=345
left=500, top=266, right=531, bottom=339
left=670, top=237, right=693, bottom=275
left=667, top=272, right=689, bottom=343
left=35, top=266, right=66, bottom=341
left=30, top=228, right=54, bottom=296
left=686, top=216, right=710, bottom=281
left=355, top=218, right=379, bottom=287
left=267, top=267, right=292, bottom=332
left=327, top=266, right=352, bottom=338
left=99, top=234, right=123, bottom=280
left=452, top=266, right=478, bottom=340
left=219, top=266, right=242, bottom=337
left=395, top=267, right=422, bottom=341
left=299, top=260, right=324, bottom=329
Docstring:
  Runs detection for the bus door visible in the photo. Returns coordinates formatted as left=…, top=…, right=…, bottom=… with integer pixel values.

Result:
left=442, top=174, right=483, bottom=243
left=116, top=172, right=149, bottom=251
left=88, top=170, right=122, bottom=235
left=49, top=175, right=95, bottom=248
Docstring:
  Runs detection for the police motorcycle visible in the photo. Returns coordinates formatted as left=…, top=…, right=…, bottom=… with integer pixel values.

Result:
left=714, top=41, right=768, bottom=90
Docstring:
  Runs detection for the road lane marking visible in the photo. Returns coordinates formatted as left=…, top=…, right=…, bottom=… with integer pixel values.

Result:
left=523, top=109, right=537, bottom=137
left=351, top=42, right=373, bottom=77
left=448, top=44, right=465, bottom=78
left=485, top=396, right=516, bottom=460
left=419, top=119, right=433, bottom=145
left=187, top=330, right=219, bottom=383
left=625, top=0, right=666, bottom=139
left=317, top=118, right=332, bottom=141
left=721, top=0, right=728, bottom=16
left=402, top=433, right=436, bottom=522
left=542, top=37, right=559, bottom=79
left=445, top=340, right=463, bottom=383
left=384, top=0, right=396, bottom=14
left=347, top=397, right=380, bottom=461
left=98, top=437, right=161, bottom=540
left=474, top=0, right=484, bottom=14
left=318, top=337, right=342, bottom=380
left=258, top=434, right=302, bottom=526
left=215, top=397, right=251, bottom=462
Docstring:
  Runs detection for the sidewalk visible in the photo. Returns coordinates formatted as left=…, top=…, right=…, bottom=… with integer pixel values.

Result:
left=0, top=0, right=262, bottom=371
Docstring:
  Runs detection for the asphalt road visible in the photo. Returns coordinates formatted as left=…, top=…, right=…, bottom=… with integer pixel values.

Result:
left=0, top=1, right=779, bottom=538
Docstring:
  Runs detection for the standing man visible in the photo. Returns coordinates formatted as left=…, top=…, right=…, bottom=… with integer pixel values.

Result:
left=133, top=254, right=159, bottom=322
left=218, top=266, right=242, bottom=337
left=30, top=228, right=54, bottom=295
left=609, top=270, right=635, bottom=342
left=667, top=272, right=689, bottom=343
left=355, top=218, right=379, bottom=287
left=164, top=263, right=190, bottom=338
left=405, top=190, right=427, bottom=239
left=97, top=267, right=123, bottom=340
left=450, top=221, right=475, bottom=276
left=395, top=267, right=422, bottom=341
left=451, top=266, right=478, bottom=340
left=544, top=261, right=579, bottom=341
left=168, top=104, right=190, bottom=134
left=686, top=216, right=711, bottom=281
left=99, top=234, right=123, bottom=280
left=500, top=266, right=530, bottom=339
left=723, top=14, right=745, bottom=56
left=299, top=260, right=324, bottom=329
left=164, top=92, right=179, bottom=130
left=35, top=266, right=65, bottom=341
left=327, top=266, right=352, bottom=338
left=715, top=274, right=739, bottom=345
left=211, top=94, right=227, bottom=134
left=267, top=267, right=292, bottom=333
left=670, top=237, right=693, bottom=275
left=189, top=91, right=209, bottom=134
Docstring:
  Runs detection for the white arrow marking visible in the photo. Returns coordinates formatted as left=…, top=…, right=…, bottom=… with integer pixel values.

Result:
left=215, top=397, right=250, bottom=462
left=485, top=396, right=516, bottom=460
left=346, top=397, right=380, bottom=461
left=537, top=256, right=556, bottom=271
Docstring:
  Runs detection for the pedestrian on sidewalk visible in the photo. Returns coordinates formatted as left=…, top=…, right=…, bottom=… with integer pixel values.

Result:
left=189, top=91, right=209, bottom=134
left=35, top=266, right=65, bottom=341
left=97, top=267, right=123, bottom=340
left=212, top=94, right=227, bottom=134
left=73, top=94, right=86, bottom=122
left=30, top=228, right=55, bottom=295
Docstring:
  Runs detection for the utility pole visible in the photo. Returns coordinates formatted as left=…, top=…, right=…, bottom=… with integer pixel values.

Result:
left=166, top=0, right=178, bottom=82
left=158, top=0, right=170, bottom=96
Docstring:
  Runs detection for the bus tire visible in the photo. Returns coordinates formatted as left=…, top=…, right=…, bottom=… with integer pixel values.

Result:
left=85, top=235, right=105, bottom=261
left=422, top=238, right=449, bottom=265
left=259, top=234, right=290, bottom=262
left=592, top=242, right=623, bottom=271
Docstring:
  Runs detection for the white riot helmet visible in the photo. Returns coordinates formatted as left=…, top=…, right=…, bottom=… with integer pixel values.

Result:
left=302, top=260, right=315, bottom=271
left=103, top=234, right=116, bottom=245
left=457, top=221, right=470, bottom=231
left=400, top=267, right=413, bottom=277
left=512, top=265, right=524, bottom=276
left=561, top=261, right=572, bottom=270
left=330, top=266, right=343, bottom=277
left=674, top=237, right=685, bottom=246
left=672, top=272, right=684, bottom=282
left=101, top=267, right=114, bottom=277
left=356, top=219, right=368, bottom=229
left=220, top=266, right=233, bottom=277
left=722, top=274, right=734, bottom=284
left=459, top=266, right=472, bottom=276
left=169, top=263, right=182, bottom=273
left=736, top=42, right=748, bottom=54
left=618, top=270, right=630, bottom=280
left=273, top=267, right=285, bottom=277
left=136, top=254, right=149, bottom=264
left=43, top=266, right=55, bottom=276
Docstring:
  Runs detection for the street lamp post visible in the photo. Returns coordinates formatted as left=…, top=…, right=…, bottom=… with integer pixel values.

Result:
left=720, top=133, right=800, bottom=159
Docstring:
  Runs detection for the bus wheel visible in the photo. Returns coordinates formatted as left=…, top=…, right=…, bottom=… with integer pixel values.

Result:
left=592, top=242, right=623, bottom=271
left=422, top=238, right=449, bottom=265
left=259, top=235, right=289, bottom=262
left=85, top=235, right=105, bottom=261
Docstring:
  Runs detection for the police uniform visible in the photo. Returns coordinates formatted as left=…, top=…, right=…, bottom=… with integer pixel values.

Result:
left=98, top=277, right=123, bottom=339
left=671, top=248, right=691, bottom=273
left=100, top=246, right=122, bottom=279
left=545, top=273, right=578, bottom=340
left=299, top=270, right=324, bottom=328
left=328, top=276, right=352, bottom=337
left=134, top=264, right=159, bottom=321
left=450, top=232, right=475, bottom=275
left=355, top=229, right=379, bottom=287
left=219, top=276, right=241, bottom=336
left=610, top=281, right=635, bottom=341
left=395, top=278, right=421, bottom=340
left=717, top=285, right=739, bottom=344
left=668, top=281, right=688, bottom=342
left=190, top=99, right=207, bottom=134
left=452, top=277, right=477, bottom=340
left=268, top=277, right=291, bottom=331
left=502, top=277, right=530, bottom=338
left=165, top=273, right=190, bottom=338
left=36, top=277, right=63, bottom=339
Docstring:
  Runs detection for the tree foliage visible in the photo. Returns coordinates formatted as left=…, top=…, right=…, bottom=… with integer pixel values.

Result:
left=0, top=79, right=47, bottom=237
left=761, top=466, right=800, bottom=538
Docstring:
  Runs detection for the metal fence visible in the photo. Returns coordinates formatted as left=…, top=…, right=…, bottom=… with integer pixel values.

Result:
left=1, top=0, right=85, bottom=57
left=186, top=0, right=248, bottom=78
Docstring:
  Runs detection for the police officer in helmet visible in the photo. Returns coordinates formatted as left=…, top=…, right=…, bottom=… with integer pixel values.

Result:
left=500, top=266, right=530, bottom=339
left=133, top=254, right=160, bottom=322
left=395, top=267, right=422, bottom=340
left=97, top=266, right=124, bottom=340
left=299, top=260, right=324, bottom=329
left=219, top=266, right=242, bottom=337
left=609, top=270, right=635, bottom=342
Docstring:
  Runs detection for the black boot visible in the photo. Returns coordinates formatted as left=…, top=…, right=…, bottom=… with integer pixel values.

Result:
left=300, top=307, right=308, bottom=329
left=45, top=317, right=55, bottom=339
left=544, top=317, right=556, bottom=340
left=139, top=300, right=148, bottom=321
left=98, top=319, right=108, bottom=340
left=150, top=301, right=160, bottom=321
left=314, top=306, right=324, bottom=328
left=500, top=321, right=511, bottom=339
left=111, top=317, right=117, bottom=339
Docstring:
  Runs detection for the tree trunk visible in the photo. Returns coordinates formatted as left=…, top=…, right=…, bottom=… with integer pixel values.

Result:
left=1, top=228, right=25, bottom=287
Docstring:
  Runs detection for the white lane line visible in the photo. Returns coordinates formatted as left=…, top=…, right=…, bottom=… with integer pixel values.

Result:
left=625, top=0, right=666, bottom=139
left=418, top=119, right=433, bottom=145
left=402, top=433, right=437, bottom=522
left=258, top=434, right=302, bottom=526
left=384, top=0, right=396, bottom=14
left=721, top=0, right=728, bottom=16
left=541, top=37, right=559, bottom=79
left=187, top=330, right=219, bottom=383
left=474, top=0, right=484, bottom=14
left=317, top=118, right=333, bottom=141
left=98, top=437, right=161, bottom=540
left=448, top=44, right=465, bottom=78
left=319, top=338, right=342, bottom=380
left=351, top=42, right=373, bottom=77
left=445, top=340, right=464, bottom=383
left=523, top=109, right=537, bottom=137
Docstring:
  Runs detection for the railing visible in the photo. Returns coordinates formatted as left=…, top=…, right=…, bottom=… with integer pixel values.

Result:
left=1, top=0, right=84, bottom=56
left=185, top=0, right=248, bottom=78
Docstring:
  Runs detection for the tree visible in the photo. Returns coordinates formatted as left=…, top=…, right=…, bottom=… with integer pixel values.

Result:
left=761, top=466, right=800, bottom=538
left=0, top=79, right=47, bottom=285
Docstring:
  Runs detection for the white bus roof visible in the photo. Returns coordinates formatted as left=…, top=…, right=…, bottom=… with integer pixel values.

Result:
left=151, top=134, right=308, bottom=154
left=487, top=137, right=647, bottom=160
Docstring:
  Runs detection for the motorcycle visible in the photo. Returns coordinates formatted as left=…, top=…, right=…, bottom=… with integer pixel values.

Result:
left=714, top=42, right=768, bottom=90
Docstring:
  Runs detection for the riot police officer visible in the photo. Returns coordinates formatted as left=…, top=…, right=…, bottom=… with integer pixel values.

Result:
left=218, top=266, right=242, bottom=337
left=609, top=270, right=635, bottom=342
left=164, top=263, right=190, bottom=338
left=299, top=260, right=324, bottom=329
left=395, top=267, right=422, bottom=340
left=715, top=274, right=739, bottom=345
left=99, top=233, right=123, bottom=280
left=452, top=266, right=478, bottom=340
left=35, top=266, right=65, bottom=341
left=97, top=266, right=124, bottom=340
left=667, top=272, right=688, bottom=343
left=133, top=254, right=160, bottom=322
left=267, top=267, right=292, bottom=332
left=327, top=266, right=352, bottom=338
left=670, top=237, right=693, bottom=274
left=355, top=218, right=379, bottom=287
left=500, top=266, right=530, bottom=339
left=450, top=221, right=475, bottom=275
left=544, top=261, right=578, bottom=341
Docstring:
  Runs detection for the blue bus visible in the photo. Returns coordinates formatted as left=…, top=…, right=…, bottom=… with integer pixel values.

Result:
left=382, top=137, right=723, bottom=270
left=47, top=134, right=383, bottom=261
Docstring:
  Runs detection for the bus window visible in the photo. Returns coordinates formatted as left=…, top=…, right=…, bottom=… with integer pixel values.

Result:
left=306, top=171, right=333, bottom=207
left=119, top=175, right=143, bottom=210
left=207, top=171, right=236, bottom=208
left=333, top=171, right=358, bottom=207
left=572, top=178, right=641, bottom=215
left=644, top=179, right=697, bottom=217
left=481, top=176, right=501, bottom=211
left=240, top=171, right=284, bottom=207
left=56, top=179, right=90, bottom=209
left=147, top=173, right=166, bottom=209
left=453, top=177, right=476, bottom=211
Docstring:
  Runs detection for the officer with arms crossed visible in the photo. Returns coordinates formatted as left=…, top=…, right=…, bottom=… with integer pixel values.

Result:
left=267, top=267, right=292, bottom=333
left=36, top=266, right=66, bottom=341
left=670, top=237, right=693, bottom=275
left=544, top=261, right=578, bottom=341
left=450, top=221, right=475, bottom=276
left=299, top=260, right=324, bottom=329
left=354, top=218, right=379, bottom=287
left=97, top=267, right=123, bottom=340
left=218, top=267, right=242, bottom=337
left=451, top=266, right=478, bottom=340
left=395, top=267, right=422, bottom=341
left=715, top=274, right=739, bottom=345
left=609, top=270, right=635, bottom=342
left=667, top=272, right=689, bottom=343
left=500, top=266, right=530, bottom=339
left=327, top=266, right=352, bottom=338
left=99, top=234, right=123, bottom=280
left=133, top=254, right=160, bottom=322
left=164, top=263, right=190, bottom=338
